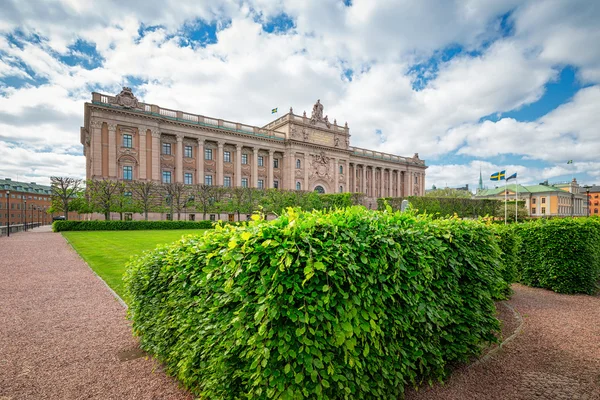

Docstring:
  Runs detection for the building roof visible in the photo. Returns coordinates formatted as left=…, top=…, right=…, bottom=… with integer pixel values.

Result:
left=476, top=183, right=568, bottom=197
left=0, top=178, right=52, bottom=195
left=582, top=185, right=600, bottom=193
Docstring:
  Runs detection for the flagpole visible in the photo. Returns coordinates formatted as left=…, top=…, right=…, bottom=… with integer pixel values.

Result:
left=504, top=177, right=508, bottom=225
left=515, top=176, right=518, bottom=223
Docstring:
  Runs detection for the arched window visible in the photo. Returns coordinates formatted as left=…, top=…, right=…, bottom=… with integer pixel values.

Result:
left=314, top=185, right=325, bottom=194
left=339, top=186, right=343, bottom=193
left=296, top=182, right=301, bottom=190
left=595, top=208, right=598, bottom=214
left=296, top=159, right=301, bottom=169
left=339, top=165, right=343, bottom=174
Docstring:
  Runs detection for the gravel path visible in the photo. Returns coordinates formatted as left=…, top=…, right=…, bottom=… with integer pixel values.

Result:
left=406, top=284, right=600, bottom=400
left=0, top=231, right=192, bottom=400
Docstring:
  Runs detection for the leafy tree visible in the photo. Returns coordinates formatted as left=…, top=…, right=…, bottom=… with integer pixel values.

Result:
left=193, top=184, right=215, bottom=220
left=163, top=182, right=191, bottom=221
left=424, top=187, right=472, bottom=198
left=114, top=181, right=137, bottom=220
left=129, top=180, right=159, bottom=220
left=50, top=176, right=83, bottom=220
left=87, top=179, right=120, bottom=220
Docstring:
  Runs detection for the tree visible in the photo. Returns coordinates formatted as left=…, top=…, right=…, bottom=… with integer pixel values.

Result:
left=50, top=177, right=83, bottom=220
left=424, top=188, right=472, bottom=198
left=163, top=182, right=191, bottom=220
left=194, top=184, right=215, bottom=220
left=87, top=179, right=120, bottom=220
left=130, top=180, right=159, bottom=220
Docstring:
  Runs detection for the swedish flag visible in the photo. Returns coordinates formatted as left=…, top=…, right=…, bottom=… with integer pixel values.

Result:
left=490, top=170, right=506, bottom=181
left=271, top=108, right=278, bottom=114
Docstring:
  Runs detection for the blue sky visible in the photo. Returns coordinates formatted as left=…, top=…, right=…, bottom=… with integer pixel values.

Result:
left=1, top=0, right=599, bottom=189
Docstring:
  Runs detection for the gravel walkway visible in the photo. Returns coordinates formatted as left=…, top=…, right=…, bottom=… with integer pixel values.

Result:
left=406, top=284, right=600, bottom=400
left=0, top=231, right=192, bottom=399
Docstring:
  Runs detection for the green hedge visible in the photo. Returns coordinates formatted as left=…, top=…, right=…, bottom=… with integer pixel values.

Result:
left=515, top=218, right=600, bottom=294
left=124, top=208, right=505, bottom=399
left=489, top=224, right=521, bottom=297
left=52, top=220, right=217, bottom=232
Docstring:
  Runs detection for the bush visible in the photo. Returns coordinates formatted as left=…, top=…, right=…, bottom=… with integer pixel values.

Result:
left=488, top=223, right=521, bottom=297
left=515, top=218, right=600, bottom=294
left=124, top=207, right=505, bottom=399
left=52, top=220, right=216, bottom=232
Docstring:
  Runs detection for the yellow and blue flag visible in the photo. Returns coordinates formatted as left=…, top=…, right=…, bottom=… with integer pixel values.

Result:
left=490, top=170, right=506, bottom=181
left=271, top=108, right=278, bottom=114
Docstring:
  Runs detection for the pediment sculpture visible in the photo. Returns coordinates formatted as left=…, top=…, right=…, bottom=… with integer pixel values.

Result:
left=111, top=87, right=139, bottom=109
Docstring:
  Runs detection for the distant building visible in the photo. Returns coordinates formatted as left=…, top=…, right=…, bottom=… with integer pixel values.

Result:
left=475, top=178, right=586, bottom=217
left=1, top=178, right=53, bottom=227
left=581, top=185, right=600, bottom=216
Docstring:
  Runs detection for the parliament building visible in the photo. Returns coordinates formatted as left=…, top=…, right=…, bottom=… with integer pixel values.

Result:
left=81, top=87, right=426, bottom=201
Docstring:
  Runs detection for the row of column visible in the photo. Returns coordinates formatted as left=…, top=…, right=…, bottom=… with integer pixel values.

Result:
left=348, top=163, right=424, bottom=197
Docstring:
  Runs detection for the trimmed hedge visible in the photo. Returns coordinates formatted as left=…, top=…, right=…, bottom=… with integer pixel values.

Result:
left=124, top=207, right=505, bottom=399
left=515, top=218, right=600, bottom=294
left=52, top=220, right=216, bottom=232
left=489, top=224, right=521, bottom=297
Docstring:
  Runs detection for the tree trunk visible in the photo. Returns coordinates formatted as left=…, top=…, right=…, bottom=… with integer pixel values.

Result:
left=145, top=209, right=148, bottom=221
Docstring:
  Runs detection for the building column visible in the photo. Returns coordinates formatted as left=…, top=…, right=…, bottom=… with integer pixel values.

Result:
left=151, top=130, right=161, bottom=182
left=371, top=167, right=376, bottom=198
left=217, top=141, right=224, bottom=186
left=407, top=171, right=413, bottom=196
left=387, top=169, right=392, bottom=197
left=286, top=150, right=294, bottom=190
left=175, top=135, right=184, bottom=183
left=235, top=144, right=242, bottom=187
left=268, top=150, right=274, bottom=188
left=252, top=147, right=259, bottom=188
left=139, top=129, right=146, bottom=180
left=90, top=120, right=103, bottom=178
left=107, top=123, right=117, bottom=178
left=346, top=162, right=351, bottom=193
left=304, top=153, right=310, bottom=190
left=332, top=157, right=338, bottom=193
left=197, top=138, right=204, bottom=185
left=361, top=165, right=366, bottom=194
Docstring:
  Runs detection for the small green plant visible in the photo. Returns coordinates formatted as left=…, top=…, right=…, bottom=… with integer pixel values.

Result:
left=52, top=220, right=217, bottom=231
left=125, top=207, right=505, bottom=399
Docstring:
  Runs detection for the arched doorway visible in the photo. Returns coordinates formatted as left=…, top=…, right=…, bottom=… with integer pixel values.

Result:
left=314, top=185, right=325, bottom=194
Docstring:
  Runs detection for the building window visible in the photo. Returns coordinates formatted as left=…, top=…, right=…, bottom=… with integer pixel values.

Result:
left=258, top=179, right=264, bottom=189
left=541, top=198, right=546, bottom=204
left=162, top=143, right=171, bottom=155
left=162, top=171, right=172, bottom=183
left=209, top=214, right=216, bottom=221
left=258, top=156, right=264, bottom=167
left=273, top=180, right=279, bottom=189
left=339, top=165, right=343, bottom=174
left=241, top=178, right=248, bottom=188
left=124, top=213, right=133, bottom=221
left=242, top=154, right=248, bottom=164
left=205, top=175, right=213, bottom=186
left=184, top=173, right=193, bottom=185
left=184, top=145, right=193, bottom=158
left=123, top=166, right=133, bottom=180
left=595, top=209, right=598, bottom=214
left=532, top=198, right=536, bottom=204
left=296, top=182, right=301, bottom=190
left=273, top=158, right=279, bottom=169
left=224, top=176, right=231, bottom=187
left=339, top=186, right=343, bottom=193
left=189, top=214, right=195, bottom=221
left=166, top=213, right=172, bottom=221
left=224, top=151, right=231, bottom=163
left=123, top=134, right=132, bottom=148
left=541, top=207, right=546, bottom=214
left=205, top=148, right=213, bottom=160
left=532, top=207, right=536, bottom=214
left=296, top=159, right=301, bottom=169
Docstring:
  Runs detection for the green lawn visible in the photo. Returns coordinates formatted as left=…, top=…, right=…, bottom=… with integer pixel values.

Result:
left=62, top=229, right=207, bottom=300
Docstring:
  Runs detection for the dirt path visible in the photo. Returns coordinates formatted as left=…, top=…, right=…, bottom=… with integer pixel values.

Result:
left=0, top=231, right=192, bottom=399
left=406, top=284, right=600, bottom=400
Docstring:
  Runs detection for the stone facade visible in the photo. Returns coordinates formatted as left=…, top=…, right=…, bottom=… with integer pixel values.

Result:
left=81, top=88, right=427, bottom=199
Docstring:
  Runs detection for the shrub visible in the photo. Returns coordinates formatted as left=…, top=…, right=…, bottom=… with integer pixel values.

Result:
left=488, top=223, right=521, bottom=297
left=515, top=218, right=600, bottom=294
left=52, top=220, right=216, bottom=232
left=125, top=207, right=504, bottom=399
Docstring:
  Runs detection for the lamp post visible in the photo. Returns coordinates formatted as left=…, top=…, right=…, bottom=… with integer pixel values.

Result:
left=583, top=185, right=591, bottom=217
left=6, top=190, right=10, bottom=237
left=24, top=199, right=27, bottom=231
left=37, top=206, right=41, bottom=227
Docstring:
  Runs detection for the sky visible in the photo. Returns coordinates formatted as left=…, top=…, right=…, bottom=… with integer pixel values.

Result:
left=1, top=0, right=599, bottom=190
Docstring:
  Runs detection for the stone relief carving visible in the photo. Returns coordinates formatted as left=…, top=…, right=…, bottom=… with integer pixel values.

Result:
left=311, top=100, right=323, bottom=122
left=89, top=119, right=103, bottom=129
left=107, top=123, right=117, bottom=132
left=334, top=137, right=339, bottom=147
left=309, top=151, right=332, bottom=179
left=160, top=155, right=174, bottom=163
left=303, top=128, right=309, bottom=141
left=161, top=135, right=176, bottom=144
left=110, top=87, right=139, bottom=109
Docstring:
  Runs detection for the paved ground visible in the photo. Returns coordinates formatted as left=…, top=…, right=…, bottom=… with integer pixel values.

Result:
left=0, top=230, right=192, bottom=399
left=1, top=230, right=599, bottom=399
left=406, top=284, right=600, bottom=400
